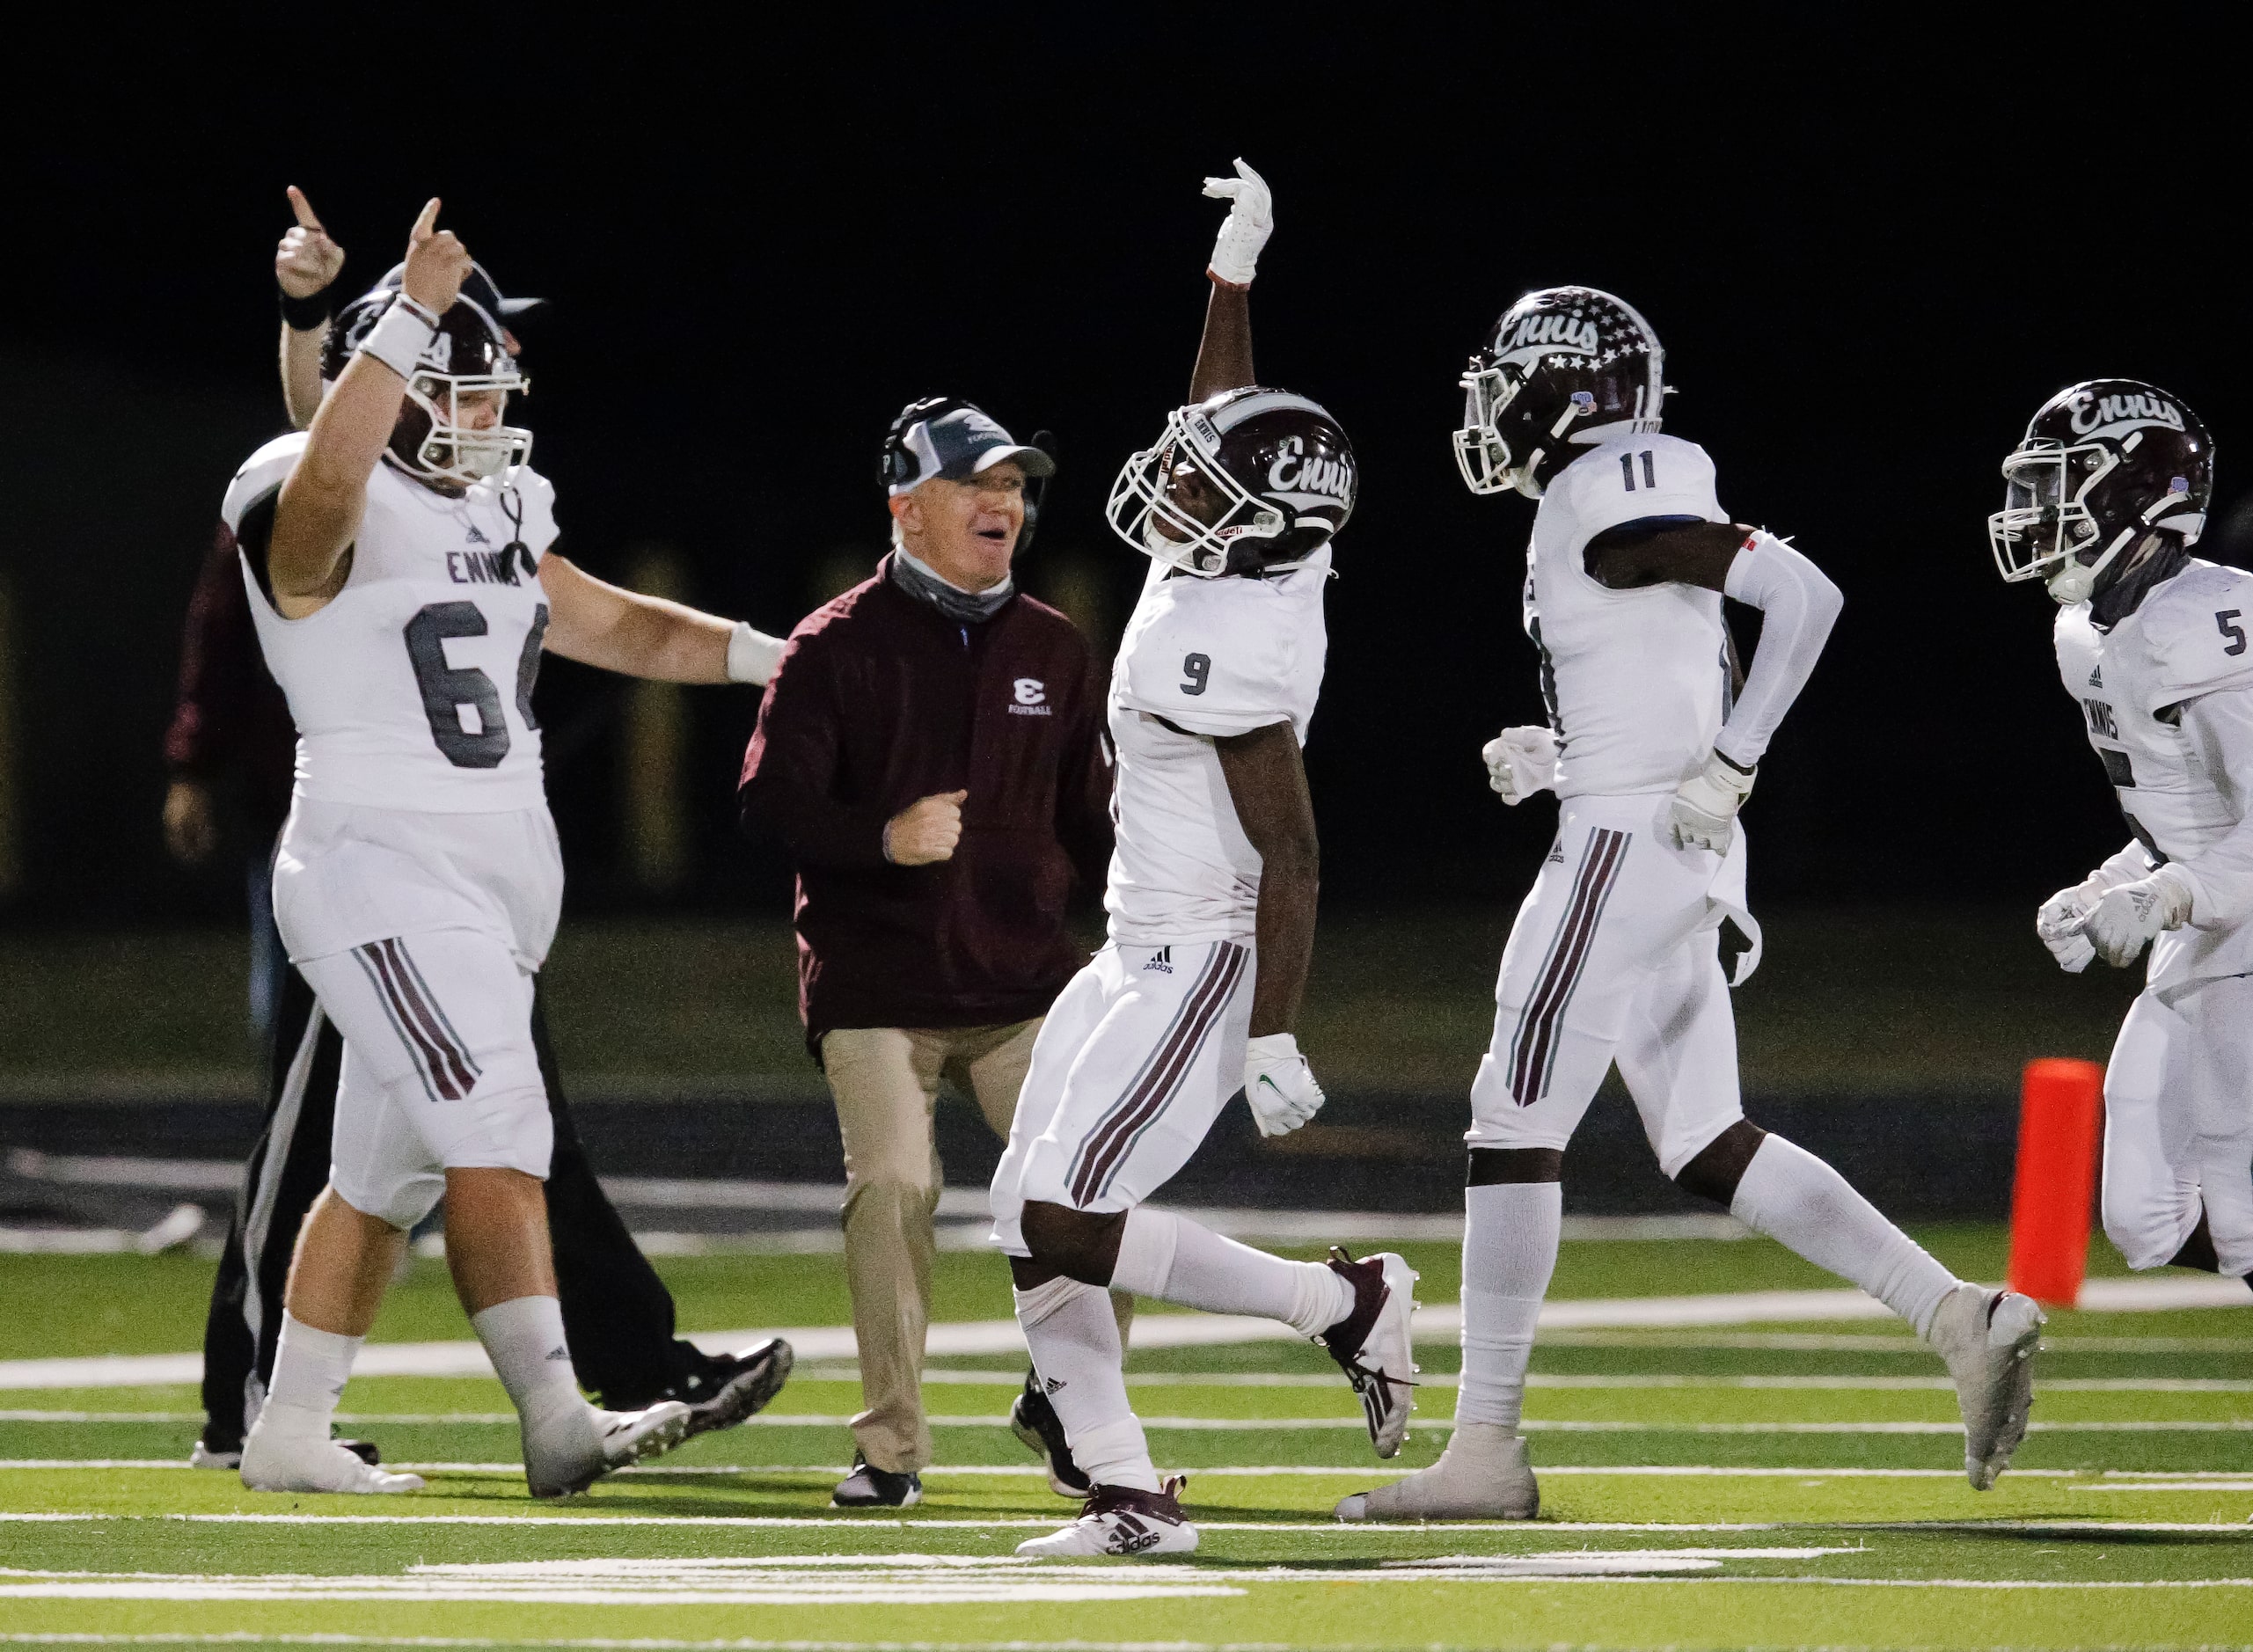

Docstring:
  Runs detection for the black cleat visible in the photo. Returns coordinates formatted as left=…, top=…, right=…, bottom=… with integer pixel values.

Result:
left=1009, top=1371, right=1091, bottom=1496
left=658, top=1338, right=794, bottom=1440
left=833, top=1451, right=922, bottom=1508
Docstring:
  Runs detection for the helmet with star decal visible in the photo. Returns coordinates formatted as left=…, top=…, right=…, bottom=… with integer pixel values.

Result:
left=1453, top=287, right=1666, bottom=499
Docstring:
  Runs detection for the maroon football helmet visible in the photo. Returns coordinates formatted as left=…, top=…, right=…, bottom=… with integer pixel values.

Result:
left=1989, top=378, right=2212, bottom=603
left=1107, top=386, right=1357, bottom=577
left=1454, top=287, right=1665, bottom=498
left=324, top=286, right=531, bottom=490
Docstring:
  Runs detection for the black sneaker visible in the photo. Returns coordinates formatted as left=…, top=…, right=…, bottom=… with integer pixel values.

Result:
left=832, top=1451, right=922, bottom=1508
left=1009, top=1370, right=1091, bottom=1496
left=658, top=1338, right=794, bottom=1440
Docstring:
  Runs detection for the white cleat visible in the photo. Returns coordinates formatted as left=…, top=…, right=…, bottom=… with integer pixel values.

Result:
left=528, top=1400, right=693, bottom=1499
left=1927, top=1283, right=2045, bottom=1490
left=1016, top=1477, right=1199, bottom=1558
left=1318, top=1247, right=1419, bottom=1458
left=238, top=1429, right=423, bottom=1495
left=1335, top=1422, right=1539, bottom=1521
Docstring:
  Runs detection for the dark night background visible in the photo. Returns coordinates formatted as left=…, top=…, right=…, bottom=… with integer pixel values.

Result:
left=4, top=12, right=2248, bottom=931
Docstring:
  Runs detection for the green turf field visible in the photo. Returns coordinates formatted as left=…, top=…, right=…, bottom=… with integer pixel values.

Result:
left=1, top=1224, right=2248, bottom=1649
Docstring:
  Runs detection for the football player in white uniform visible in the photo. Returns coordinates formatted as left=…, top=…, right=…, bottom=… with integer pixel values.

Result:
left=1997, top=381, right=2253, bottom=1294
left=230, top=201, right=783, bottom=1498
left=988, top=162, right=1416, bottom=1558
left=1338, top=289, right=2045, bottom=1523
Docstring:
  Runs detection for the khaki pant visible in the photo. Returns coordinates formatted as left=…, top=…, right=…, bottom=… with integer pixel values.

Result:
left=822, top=1020, right=1132, bottom=1472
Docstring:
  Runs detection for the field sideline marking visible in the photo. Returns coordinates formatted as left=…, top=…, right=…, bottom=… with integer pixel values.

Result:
left=0, top=1462, right=2117, bottom=1479
left=1, top=1512, right=2243, bottom=1532
left=9, top=1275, right=2243, bottom=1392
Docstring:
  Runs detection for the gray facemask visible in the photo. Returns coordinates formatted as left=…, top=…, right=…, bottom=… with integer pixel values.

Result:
left=891, top=548, right=1013, bottom=625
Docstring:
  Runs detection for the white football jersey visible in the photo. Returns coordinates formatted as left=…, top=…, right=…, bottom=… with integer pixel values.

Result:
left=1102, top=547, right=1330, bottom=945
left=230, top=435, right=561, bottom=813
left=2054, top=558, right=2253, bottom=983
left=1525, top=431, right=1733, bottom=798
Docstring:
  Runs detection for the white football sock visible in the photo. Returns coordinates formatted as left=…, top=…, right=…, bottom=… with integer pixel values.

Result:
left=1013, top=1275, right=1159, bottom=1493
left=1109, top=1208, right=1354, bottom=1336
left=1455, top=1182, right=1560, bottom=1429
left=1730, top=1135, right=1958, bottom=1339
left=472, top=1295, right=598, bottom=1458
left=258, top=1312, right=362, bottom=1439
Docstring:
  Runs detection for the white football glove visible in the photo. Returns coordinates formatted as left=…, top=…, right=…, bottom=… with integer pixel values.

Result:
left=1481, top=725, right=1559, bottom=806
left=1203, top=157, right=1273, bottom=286
left=1669, top=749, right=1756, bottom=852
left=1243, top=1033, right=1324, bottom=1137
left=2034, top=883, right=2098, bottom=975
left=2076, top=865, right=2199, bottom=969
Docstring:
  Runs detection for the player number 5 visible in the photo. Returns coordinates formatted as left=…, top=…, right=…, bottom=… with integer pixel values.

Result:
left=2217, top=609, right=2247, bottom=656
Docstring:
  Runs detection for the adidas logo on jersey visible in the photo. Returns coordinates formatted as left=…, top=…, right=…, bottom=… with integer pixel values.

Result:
left=2088, top=666, right=2103, bottom=688
left=1144, top=946, right=1175, bottom=975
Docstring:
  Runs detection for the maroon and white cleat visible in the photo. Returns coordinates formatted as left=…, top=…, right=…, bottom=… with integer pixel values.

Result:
left=1317, top=1246, right=1419, bottom=1458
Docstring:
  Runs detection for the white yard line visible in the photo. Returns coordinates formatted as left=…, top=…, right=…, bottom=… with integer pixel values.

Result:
left=0, top=1460, right=2105, bottom=1479
left=8, top=1274, right=2242, bottom=1392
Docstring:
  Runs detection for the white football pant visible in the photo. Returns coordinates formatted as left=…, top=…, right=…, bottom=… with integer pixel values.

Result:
left=299, top=929, right=552, bottom=1229
left=1469, top=794, right=1746, bottom=1173
left=2102, top=973, right=2253, bottom=1276
left=991, top=939, right=1252, bottom=1247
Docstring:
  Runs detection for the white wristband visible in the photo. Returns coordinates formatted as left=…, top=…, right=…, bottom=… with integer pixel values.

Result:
left=727, top=621, right=786, bottom=686
left=356, top=296, right=441, bottom=381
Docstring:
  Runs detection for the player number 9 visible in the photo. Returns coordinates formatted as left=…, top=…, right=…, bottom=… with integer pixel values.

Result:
left=1181, top=653, right=1211, bottom=696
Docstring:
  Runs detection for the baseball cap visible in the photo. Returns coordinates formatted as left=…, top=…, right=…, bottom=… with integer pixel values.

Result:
left=884, top=398, right=1057, bottom=497
left=377, top=259, right=546, bottom=325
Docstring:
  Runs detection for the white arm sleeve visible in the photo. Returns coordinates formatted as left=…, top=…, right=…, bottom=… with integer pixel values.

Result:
left=2176, top=685, right=2253, bottom=927
left=1714, top=530, right=1844, bottom=769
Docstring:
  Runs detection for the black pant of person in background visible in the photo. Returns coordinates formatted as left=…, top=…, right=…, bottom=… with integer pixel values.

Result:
left=197, top=962, right=736, bottom=1456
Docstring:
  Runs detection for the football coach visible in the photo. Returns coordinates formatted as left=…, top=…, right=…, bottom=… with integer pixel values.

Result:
left=740, top=398, right=1122, bottom=1508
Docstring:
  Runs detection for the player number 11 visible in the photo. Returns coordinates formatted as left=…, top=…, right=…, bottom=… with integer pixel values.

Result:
left=1620, top=450, right=1657, bottom=492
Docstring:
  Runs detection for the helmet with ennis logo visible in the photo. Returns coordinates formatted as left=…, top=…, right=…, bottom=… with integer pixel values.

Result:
left=1454, top=286, right=1666, bottom=499
left=1106, top=385, right=1357, bottom=577
left=1989, top=378, right=2212, bottom=604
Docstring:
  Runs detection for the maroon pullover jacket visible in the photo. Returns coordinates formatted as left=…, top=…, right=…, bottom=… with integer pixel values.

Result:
left=739, top=556, right=1116, bottom=1052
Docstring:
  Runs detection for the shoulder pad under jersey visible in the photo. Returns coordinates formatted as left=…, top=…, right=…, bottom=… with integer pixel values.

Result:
left=2132, top=559, right=2253, bottom=706
left=1116, top=571, right=1299, bottom=738
left=221, top=432, right=311, bottom=532
left=1542, top=430, right=1727, bottom=552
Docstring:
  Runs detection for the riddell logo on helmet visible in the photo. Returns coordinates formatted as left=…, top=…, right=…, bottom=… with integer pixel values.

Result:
left=2066, top=389, right=2183, bottom=437
left=1502, top=312, right=1599, bottom=357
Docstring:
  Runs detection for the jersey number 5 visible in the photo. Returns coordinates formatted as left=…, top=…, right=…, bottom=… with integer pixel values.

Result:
left=404, top=601, right=548, bottom=769
left=2219, top=609, right=2247, bottom=656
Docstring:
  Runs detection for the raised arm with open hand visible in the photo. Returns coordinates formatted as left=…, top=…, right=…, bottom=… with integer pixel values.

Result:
left=1189, top=160, right=1269, bottom=403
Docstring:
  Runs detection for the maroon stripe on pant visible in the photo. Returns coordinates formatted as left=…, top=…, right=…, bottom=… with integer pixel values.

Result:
left=378, top=939, right=480, bottom=1099
left=1064, top=944, right=1230, bottom=1205
left=356, top=941, right=464, bottom=1101
left=1070, top=941, right=1246, bottom=1206
left=1507, top=827, right=1630, bottom=1107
